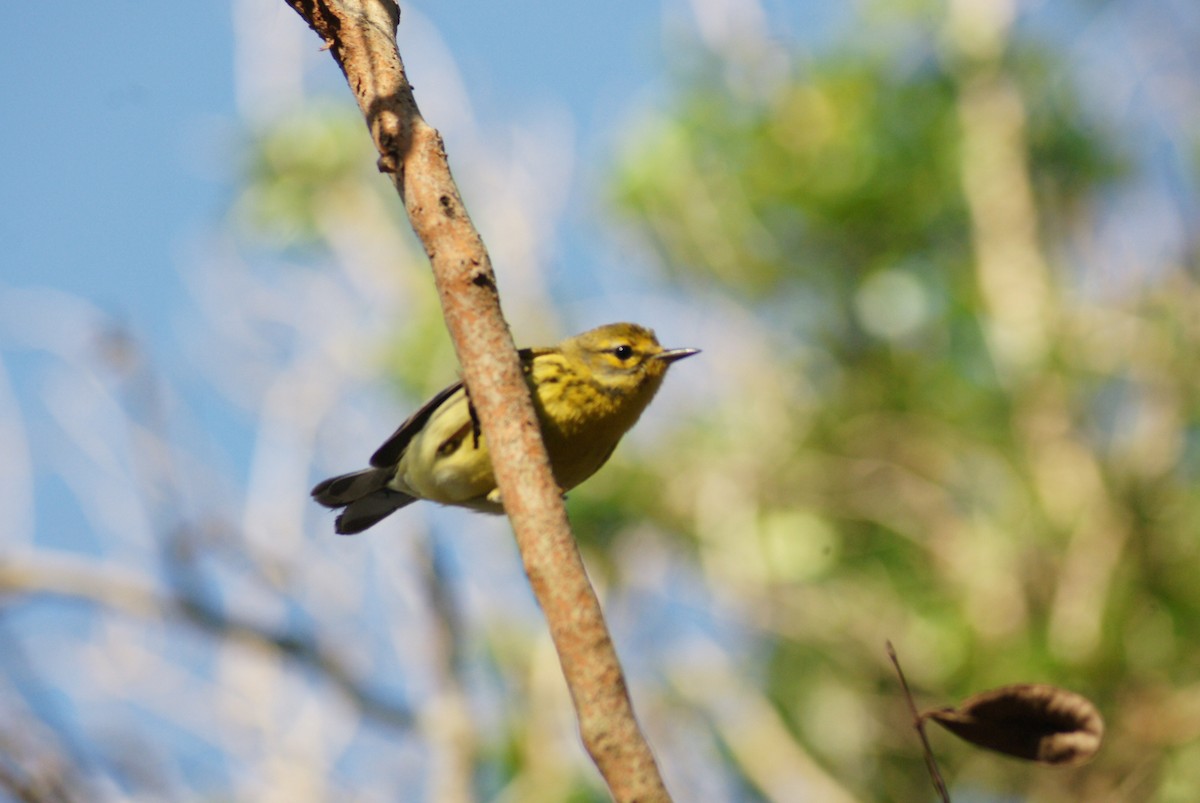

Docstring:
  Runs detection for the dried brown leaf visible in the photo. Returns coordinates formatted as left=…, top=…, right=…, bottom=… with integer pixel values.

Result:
left=925, top=683, right=1103, bottom=766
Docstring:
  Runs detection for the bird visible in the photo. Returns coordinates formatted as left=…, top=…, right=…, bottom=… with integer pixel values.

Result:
left=311, top=322, right=699, bottom=534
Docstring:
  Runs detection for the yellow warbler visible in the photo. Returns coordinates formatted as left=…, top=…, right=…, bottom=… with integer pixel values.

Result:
left=312, top=322, right=698, bottom=534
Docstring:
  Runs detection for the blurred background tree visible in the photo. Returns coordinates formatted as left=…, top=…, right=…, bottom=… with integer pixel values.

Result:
left=3, top=0, right=1200, bottom=801
left=594, top=1, right=1200, bottom=800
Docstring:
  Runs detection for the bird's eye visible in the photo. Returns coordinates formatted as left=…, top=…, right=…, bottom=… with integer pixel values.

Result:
left=612, top=344, right=634, bottom=361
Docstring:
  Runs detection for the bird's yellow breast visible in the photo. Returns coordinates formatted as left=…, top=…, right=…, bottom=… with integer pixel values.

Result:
left=530, top=352, right=664, bottom=489
left=391, top=349, right=666, bottom=510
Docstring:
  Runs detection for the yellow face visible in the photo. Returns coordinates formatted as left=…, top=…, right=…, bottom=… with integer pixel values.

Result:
left=562, top=323, right=699, bottom=397
left=523, top=322, right=698, bottom=491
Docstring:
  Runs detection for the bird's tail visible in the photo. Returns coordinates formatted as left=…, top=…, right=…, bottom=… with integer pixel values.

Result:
left=311, top=468, right=417, bottom=535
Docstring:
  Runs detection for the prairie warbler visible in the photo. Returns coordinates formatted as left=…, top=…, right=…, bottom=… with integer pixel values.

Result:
left=312, top=322, right=698, bottom=534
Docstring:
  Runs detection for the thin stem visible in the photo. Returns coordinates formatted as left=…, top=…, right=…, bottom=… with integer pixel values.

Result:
left=887, top=641, right=950, bottom=803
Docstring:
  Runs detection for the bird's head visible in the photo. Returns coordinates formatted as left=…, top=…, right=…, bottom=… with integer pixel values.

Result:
left=564, top=322, right=699, bottom=397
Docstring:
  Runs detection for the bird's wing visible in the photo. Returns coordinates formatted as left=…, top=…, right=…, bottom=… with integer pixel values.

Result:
left=369, top=379, right=465, bottom=468
left=369, top=348, right=547, bottom=468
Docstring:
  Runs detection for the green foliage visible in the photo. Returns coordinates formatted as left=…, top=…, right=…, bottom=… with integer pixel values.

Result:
left=602, top=18, right=1195, bottom=803
left=613, top=58, right=970, bottom=308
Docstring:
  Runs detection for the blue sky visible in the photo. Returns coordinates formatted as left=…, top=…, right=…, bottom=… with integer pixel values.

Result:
left=0, top=1, right=815, bottom=350
left=1, top=3, right=234, bottom=337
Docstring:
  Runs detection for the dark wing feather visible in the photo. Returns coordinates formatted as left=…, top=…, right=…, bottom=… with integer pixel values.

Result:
left=369, top=349, right=545, bottom=468
left=519, top=347, right=549, bottom=363
left=369, top=380, right=465, bottom=468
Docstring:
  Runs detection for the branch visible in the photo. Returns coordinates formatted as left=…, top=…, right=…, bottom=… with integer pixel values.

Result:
left=280, top=1, right=671, bottom=799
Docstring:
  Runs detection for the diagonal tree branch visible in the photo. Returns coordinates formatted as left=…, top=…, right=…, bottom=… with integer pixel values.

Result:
left=279, top=1, right=671, bottom=799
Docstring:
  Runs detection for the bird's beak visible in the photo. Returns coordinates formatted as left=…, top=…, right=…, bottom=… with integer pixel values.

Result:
left=655, top=347, right=701, bottom=364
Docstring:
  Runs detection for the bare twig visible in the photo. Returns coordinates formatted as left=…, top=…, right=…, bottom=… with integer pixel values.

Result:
left=279, top=1, right=670, bottom=799
left=886, top=641, right=950, bottom=803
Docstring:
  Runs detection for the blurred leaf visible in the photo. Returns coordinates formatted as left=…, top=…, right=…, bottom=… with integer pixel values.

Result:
left=925, top=683, right=1104, bottom=766
left=235, top=105, right=381, bottom=250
